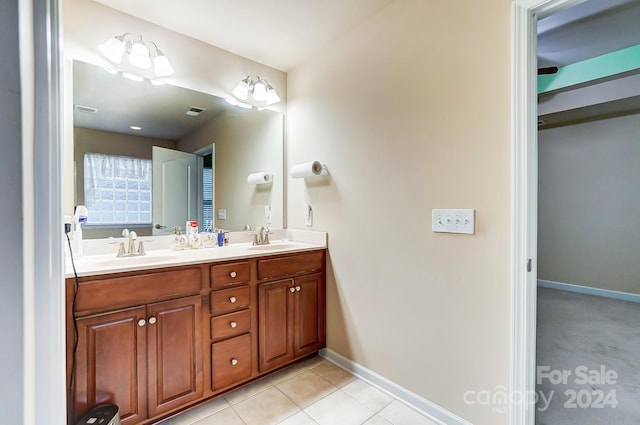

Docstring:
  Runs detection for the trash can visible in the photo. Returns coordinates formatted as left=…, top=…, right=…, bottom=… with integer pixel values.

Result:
left=75, top=404, right=120, bottom=425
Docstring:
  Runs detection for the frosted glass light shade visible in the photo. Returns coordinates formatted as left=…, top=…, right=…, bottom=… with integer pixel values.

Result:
left=233, top=80, right=250, bottom=100
left=252, top=80, right=267, bottom=101
left=265, top=86, right=280, bottom=105
left=153, top=54, right=174, bottom=77
left=99, top=36, right=125, bottom=63
left=129, top=40, right=151, bottom=69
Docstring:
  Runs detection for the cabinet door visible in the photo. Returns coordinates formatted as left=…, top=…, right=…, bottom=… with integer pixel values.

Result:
left=293, top=273, right=325, bottom=357
left=74, top=306, right=148, bottom=425
left=146, top=295, right=203, bottom=417
left=258, top=279, right=294, bottom=371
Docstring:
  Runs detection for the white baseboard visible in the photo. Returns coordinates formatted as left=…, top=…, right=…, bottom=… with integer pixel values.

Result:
left=537, top=279, right=640, bottom=303
left=319, top=348, right=473, bottom=425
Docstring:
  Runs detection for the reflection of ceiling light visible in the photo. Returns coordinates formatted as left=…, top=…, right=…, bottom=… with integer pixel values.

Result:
left=122, top=72, right=144, bottom=82
left=225, top=97, right=253, bottom=109
left=129, top=125, right=142, bottom=131
left=232, top=75, right=280, bottom=105
left=99, top=33, right=175, bottom=77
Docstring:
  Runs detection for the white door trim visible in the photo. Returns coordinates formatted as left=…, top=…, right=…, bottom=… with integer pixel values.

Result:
left=510, top=1, right=587, bottom=424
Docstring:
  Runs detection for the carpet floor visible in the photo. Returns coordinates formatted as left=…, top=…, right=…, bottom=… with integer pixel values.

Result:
left=535, top=287, right=640, bottom=425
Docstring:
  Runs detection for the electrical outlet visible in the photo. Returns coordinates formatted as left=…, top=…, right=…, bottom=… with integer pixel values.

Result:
left=432, top=209, right=475, bottom=234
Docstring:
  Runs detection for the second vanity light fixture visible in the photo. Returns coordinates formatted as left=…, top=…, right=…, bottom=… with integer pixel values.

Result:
left=99, top=33, right=175, bottom=77
left=233, top=75, right=281, bottom=105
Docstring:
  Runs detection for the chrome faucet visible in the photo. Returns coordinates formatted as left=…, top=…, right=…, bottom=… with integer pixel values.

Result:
left=251, top=226, right=270, bottom=246
left=116, top=229, right=146, bottom=257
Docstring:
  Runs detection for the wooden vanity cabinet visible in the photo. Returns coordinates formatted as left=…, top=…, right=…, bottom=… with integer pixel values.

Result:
left=67, top=267, right=204, bottom=425
left=209, top=261, right=253, bottom=391
left=67, top=249, right=325, bottom=425
left=257, top=251, right=326, bottom=372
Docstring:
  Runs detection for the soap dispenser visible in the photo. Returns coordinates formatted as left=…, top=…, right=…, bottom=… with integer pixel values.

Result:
left=72, top=205, right=88, bottom=258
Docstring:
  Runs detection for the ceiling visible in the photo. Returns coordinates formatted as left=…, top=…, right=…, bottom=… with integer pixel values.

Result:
left=77, top=0, right=640, bottom=137
left=93, top=0, right=396, bottom=72
left=537, top=0, right=640, bottom=68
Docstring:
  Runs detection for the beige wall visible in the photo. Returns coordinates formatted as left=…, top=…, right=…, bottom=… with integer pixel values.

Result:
left=538, top=113, right=640, bottom=294
left=287, top=1, right=512, bottom=424
left=179, top=110, right=284, bottom=231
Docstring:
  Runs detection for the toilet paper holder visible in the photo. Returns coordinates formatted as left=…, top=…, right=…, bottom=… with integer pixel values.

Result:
left=290, top=161, right=328, bottom=179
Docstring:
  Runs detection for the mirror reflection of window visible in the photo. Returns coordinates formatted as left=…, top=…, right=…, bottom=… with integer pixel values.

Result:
left=202, top=153, right=214, bottom=227
left=83, top=152, right=152, bottom=225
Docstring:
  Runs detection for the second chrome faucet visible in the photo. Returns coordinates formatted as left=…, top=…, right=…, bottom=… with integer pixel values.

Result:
left=117, top=229, right=146, bottom=257
left=251, top=226, right=270, bottom=246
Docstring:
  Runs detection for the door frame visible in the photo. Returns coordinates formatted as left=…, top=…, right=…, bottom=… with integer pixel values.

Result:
left=510, top=1, right=587, bottom=424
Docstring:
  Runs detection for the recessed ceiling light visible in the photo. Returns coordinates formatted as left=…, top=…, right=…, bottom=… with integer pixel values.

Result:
left=129, top=125, right=142, bottom=131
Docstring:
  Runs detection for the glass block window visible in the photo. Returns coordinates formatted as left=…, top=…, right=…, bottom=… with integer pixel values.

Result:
left=84, top=152, right=152, bottom=225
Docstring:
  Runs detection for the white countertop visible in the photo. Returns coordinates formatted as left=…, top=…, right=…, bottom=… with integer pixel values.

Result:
left=65, top=229, right=327, bottom=278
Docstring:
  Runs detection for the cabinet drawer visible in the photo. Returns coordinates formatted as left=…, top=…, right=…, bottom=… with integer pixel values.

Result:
left=211, top=310, right=251, bottom=341
left=211, top=333, right=251, bottom=390
left=75, top=268, right=202, bottom=313
left=210, top=285, right=250, bottom=315
left=257, top=251, right=324, bottom=280
left=210, top=261, right=250, bottom=289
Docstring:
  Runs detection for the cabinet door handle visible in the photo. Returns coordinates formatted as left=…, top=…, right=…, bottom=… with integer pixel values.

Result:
left=229, top=296, right=237, bottom=303
left=230, top=358, right=238, bottom=366
left=148, top=316, right=157, bottom=324
left=229, top=271, right=237, bottom=278
left=230, top=321, right=237, bottom=328
left=138, top=319, right=146, bottom=327
left=289, top=287, right=295, bottom=293
left=295, top=286, right=301, bottom=292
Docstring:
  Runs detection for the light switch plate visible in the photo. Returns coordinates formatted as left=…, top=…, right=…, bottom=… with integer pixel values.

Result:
left=432, top=209, right=475, bottom=234
left=217, top=209, right=227, bottom=220
left=265, top=204, right=271, bottom=224
left=304, top=204, right=313, bottom=226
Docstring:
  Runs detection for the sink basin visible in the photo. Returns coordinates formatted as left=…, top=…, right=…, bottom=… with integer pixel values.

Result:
left=247, top=243, right=300, bottom=251
left=89, top=255, right=179, bottom=268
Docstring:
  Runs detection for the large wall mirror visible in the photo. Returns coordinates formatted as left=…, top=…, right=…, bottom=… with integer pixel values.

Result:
left=71, top=59, right=284, bottom=238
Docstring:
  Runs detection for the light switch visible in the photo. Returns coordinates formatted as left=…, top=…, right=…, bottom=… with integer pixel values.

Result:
left=217, top=209, right=227, bottom=220
left=304, top=204, right=313, bottom=226
left=432, top=209, right=475, bottom=234
left=265, top=204, right=271, bottom=224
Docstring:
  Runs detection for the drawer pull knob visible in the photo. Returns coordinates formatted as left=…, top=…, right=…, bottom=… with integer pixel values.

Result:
left=230, top=358, right=238, bottom=366
left=295, top=286, right=301, bottom=292
left=138, top=319, right=146, bottom=327
left=230, top=321, right=237, bottom=328
left=289, top=287, right=295, bottom=293
left=229, top=296, right=237, bottom=303
left=148, top=317, right=157, bottom=324
left=229, top=271, right=237, bottom=278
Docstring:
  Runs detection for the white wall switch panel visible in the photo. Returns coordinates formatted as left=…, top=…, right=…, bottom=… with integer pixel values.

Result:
left=304, top=204, right=313, bottom=226
left=217, top=209, right=227, bottom=220
left=265, top=204, right=272, bottom=224
left=432, top=209, right=475, bottom=234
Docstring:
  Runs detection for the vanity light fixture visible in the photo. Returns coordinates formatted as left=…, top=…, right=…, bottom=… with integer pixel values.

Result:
left=99, top=33, right=175, bottom=77
left=232, top=75, right=280, bottom=105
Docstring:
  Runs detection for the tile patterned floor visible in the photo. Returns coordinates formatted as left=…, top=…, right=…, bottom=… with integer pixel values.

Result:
left=157, top=356, right=437, bottom=425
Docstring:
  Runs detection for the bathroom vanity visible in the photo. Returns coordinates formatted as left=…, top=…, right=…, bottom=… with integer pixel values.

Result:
left=65, top=239, right=326, bottom=425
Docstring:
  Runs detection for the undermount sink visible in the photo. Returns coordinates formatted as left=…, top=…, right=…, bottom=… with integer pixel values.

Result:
left=89, top=255, right=179, bottom=268
left=247, top=243, right=299, bottom=251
